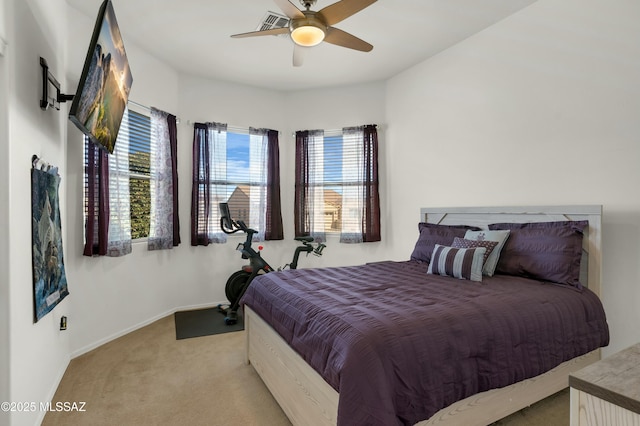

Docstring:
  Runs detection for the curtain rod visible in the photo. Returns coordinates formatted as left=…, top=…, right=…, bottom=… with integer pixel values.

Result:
left=128, top=100, right=181, bottom=124
left=289, top=125, right=379, bottom=137
left=185, top=121, right=281, bottom=135
left=290, top=128, right=343, bottom=138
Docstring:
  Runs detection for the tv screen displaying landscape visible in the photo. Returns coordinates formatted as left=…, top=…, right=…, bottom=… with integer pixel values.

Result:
left=69, top=0, right=133, bottom=154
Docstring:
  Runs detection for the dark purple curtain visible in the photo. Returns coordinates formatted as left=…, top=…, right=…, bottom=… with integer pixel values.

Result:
left=83, top=141, right=110, bottom=256
left=294, top=131, right=310, bottom=237
left=167, top=114, right=181, bottom=246
left=265, top=129, right=284, bottom=240
left=190, top=123, right=211, bottom=246
left=362, top=124, right=381, bottom=242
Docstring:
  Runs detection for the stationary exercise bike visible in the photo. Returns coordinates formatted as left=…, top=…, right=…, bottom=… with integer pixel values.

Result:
left=218, top=202, right=326, bottom=325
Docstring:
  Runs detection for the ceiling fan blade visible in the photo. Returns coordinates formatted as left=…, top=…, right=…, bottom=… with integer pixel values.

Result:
left=231, top=27, right=290, bottom=38
left=273, top=0, right=305, bottom=20
left=324, top=27, right=373, bottom=52
left=317, top=0, right=377, bottom=26
left=293, top=43, right=306, bottom=67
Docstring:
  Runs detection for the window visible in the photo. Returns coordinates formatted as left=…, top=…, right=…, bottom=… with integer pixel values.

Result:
left=191, top=124, right=283, bottom=245
left=83, top=105, right=179, bottom=256
left=295, top=125, right=380, bottom=243
left=84, top=108, right=152, bottom=241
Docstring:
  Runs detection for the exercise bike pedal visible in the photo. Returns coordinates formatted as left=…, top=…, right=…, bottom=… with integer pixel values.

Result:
left=217, top=304, right=228, bottom=314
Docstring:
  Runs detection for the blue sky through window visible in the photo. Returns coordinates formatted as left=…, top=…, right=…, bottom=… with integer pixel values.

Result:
left=227, top=132, right=250, bottom=182
left=324, top=135, right=343, bottom=192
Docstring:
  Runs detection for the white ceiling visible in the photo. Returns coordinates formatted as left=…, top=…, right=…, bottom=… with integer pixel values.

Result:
left=65, top=0, right=537, bottom=92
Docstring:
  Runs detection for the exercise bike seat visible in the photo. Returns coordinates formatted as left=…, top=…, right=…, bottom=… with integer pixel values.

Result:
left=295, top=236, right=315, bottom=243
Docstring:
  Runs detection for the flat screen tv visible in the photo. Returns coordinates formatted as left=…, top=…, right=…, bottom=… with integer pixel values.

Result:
left=69, top=0, right=133, bottom=154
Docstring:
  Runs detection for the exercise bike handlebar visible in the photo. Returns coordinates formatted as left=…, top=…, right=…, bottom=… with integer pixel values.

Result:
left=220, top=214, right=254, bottom=236
left=219, top=202, right=325, bottom=268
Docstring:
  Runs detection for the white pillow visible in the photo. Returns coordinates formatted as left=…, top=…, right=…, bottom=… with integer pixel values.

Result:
left=463, top=230, right=510, bottom=276
left=427, top=244, right=486, bottom=282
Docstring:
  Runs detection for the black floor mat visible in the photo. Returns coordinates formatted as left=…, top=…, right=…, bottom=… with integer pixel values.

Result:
left=174, top=307, right=243, bottom=340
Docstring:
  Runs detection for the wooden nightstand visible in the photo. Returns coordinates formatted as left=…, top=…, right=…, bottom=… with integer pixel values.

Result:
left=569, top=343, right=640, bottom=426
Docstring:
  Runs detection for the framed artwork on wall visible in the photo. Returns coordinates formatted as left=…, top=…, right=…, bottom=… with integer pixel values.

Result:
left=31, top=160, right=69, bottom=322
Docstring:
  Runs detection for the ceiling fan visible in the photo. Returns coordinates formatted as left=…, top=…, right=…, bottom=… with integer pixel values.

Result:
left=231, top=0, right=377, bottom=66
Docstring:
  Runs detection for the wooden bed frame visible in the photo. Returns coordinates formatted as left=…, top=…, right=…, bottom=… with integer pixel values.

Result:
left=244, top=205, right=603, bottom=425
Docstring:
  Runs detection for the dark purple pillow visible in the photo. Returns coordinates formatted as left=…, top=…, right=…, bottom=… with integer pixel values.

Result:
left=410, top=223, right=481, bottom=264
left=488, top=220, right=588, bottom=288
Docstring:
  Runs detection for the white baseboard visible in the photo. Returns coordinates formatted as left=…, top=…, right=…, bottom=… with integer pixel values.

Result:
left=70, top=301, right=228, bottom=359
left=35, top=354, right=71, bottom=426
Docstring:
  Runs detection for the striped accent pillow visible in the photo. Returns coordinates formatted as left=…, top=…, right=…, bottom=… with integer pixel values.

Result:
left=427, top=244, right=487, bottom=282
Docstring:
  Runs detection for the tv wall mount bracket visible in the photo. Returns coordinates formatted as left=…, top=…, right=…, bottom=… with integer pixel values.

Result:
left=40, top=57, right=74, bottom=111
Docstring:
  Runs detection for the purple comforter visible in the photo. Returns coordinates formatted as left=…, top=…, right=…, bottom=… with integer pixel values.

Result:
left=241, top=261, right=609, bottom=426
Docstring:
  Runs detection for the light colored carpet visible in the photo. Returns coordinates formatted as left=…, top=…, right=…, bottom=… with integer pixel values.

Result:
left=43, top=314, right=569, bottom=426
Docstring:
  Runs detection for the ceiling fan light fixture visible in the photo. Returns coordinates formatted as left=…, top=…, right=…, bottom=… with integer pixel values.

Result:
left=291, top=25, right=325, bottom=46
left=290, top=17, right=326, bottom=47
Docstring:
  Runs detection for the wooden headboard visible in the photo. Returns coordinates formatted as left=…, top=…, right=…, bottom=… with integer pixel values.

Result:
left=420, top=205, right=602, bottom=297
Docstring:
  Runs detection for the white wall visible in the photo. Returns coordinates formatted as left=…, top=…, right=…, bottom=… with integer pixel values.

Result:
left=6, top=0, right=71, bottom=425
left=0, top=0, right=7, bottom=56
left=0, top=0, right=11, bottom=423
left=385, top=0, right=640, bottom=356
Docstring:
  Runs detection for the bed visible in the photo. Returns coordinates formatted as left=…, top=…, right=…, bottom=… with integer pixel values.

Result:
left=240, top=205, right=609, bottom=426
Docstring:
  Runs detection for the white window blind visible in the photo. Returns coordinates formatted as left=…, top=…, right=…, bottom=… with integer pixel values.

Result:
left=83, top=108, right=152, bottom=242
left=195, top=125, right=270, bottom=242
left=308, top=130, right=364, bottom=235
left=220, top=130, right=269, bottom=234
